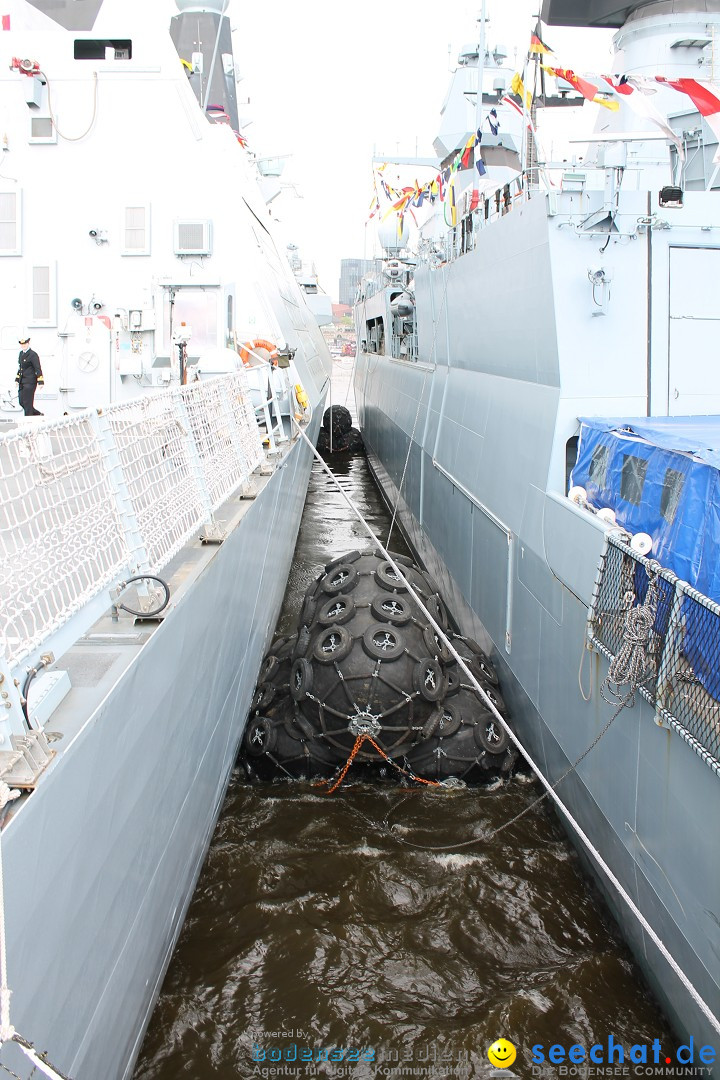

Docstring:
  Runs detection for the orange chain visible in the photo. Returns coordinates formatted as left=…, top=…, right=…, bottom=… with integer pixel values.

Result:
left=314, top=733, right=442, bottom=796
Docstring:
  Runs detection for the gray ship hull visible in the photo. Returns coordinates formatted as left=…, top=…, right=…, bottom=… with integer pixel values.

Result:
left=0, top=405, right=323, bottom=1080
left=355, top=198, right=720, bottom=1049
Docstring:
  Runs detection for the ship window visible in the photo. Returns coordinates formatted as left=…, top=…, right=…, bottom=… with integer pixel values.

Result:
left=620, top=454, right=649, bottom=506
left=366, top=317, right=385, bottom=355
left=32, top=265, right=51, bottom=321
left=565, top=436, right=579, bottom=492
left=74, top=39, right=132, bottom=60
left=660, top=468, right=685, bottom=523
left=589, top=444, right=609, bottom=488
left=121, top=205, right=150, bottom=256
left=0, top=191, right=20, bottom=255
left=29, top=117, right=56, bottom=144
left=227, top=294, right=233, bottom=335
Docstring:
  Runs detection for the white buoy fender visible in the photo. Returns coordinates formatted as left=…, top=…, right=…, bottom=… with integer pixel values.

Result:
left=630, top=532, right=653, bottom=556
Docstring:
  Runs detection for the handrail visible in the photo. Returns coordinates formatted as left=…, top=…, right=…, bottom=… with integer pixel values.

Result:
left=0, top=373, right=264, bottom=672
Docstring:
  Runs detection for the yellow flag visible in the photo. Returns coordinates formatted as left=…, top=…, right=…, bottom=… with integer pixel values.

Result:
left=511, top=72, right=532, bottom=111
left=593, top=95, right=620, bottom=111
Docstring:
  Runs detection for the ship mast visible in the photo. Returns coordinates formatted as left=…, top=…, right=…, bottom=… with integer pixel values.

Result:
left=471, top=1, right=487, bottom=208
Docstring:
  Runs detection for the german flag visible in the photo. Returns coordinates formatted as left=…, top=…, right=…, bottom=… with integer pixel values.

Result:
left=530, top=31, right=552, bottom=54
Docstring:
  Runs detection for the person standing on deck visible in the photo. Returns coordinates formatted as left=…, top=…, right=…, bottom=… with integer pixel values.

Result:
left=15, top=335, right=44, bottom=415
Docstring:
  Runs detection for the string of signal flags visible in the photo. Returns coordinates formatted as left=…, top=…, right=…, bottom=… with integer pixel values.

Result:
left=367, top=26, right=720, bottom=228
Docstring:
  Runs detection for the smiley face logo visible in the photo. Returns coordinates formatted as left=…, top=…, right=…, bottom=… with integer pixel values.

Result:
left=488, top=1038, right=517, bottom=1069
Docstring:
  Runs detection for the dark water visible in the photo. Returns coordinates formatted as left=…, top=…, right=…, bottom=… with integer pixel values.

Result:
left=134, top=457, right=678, bottom=1080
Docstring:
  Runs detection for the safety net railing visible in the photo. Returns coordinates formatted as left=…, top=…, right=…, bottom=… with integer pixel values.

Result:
left=178, top=375, right=264, bottom=510
left=0, top=374, right=264, bottom=668
left=588, top=533, right=720, bottom=776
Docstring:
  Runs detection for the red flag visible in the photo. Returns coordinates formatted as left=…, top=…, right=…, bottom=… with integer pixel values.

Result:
left=1, top=15, right=10, bottom=29
left=603, top=75, right=633, bottom=96
left=546, top=65, right=598, bottom=102
left=657, top=77, right=720, bottom=117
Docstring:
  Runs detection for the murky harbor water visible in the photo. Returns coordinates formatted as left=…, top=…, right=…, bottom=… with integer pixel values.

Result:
left=134, top=451, right=679, bottom=1080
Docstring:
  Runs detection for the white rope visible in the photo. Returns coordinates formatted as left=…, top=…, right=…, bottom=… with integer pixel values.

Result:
left=293, top=418, right=720, bottom=1039
left=603, top=570, right=659, bottom=706
left=14, top=1042, right=70, bottom=1080
left=40, top=71, right=98, bottom=142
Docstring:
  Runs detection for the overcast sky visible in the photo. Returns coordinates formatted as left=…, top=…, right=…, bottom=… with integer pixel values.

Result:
left=228, top=1, right=614, bottom=300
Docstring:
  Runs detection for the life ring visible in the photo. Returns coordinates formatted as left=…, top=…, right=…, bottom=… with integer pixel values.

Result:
left=239, top=338, right=278, bottom=366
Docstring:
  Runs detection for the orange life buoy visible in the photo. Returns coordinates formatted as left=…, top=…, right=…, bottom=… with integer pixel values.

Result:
left=239, top=338, right=279, bottom=366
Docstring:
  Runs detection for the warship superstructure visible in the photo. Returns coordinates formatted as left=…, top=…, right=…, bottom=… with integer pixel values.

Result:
left=355, top=0, right=720, bottom=1054
left=0, top=1, right=329, bottom=1077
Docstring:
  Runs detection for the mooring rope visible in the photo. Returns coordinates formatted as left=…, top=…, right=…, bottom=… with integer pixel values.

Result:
left=293, top=419, right=720, bottom=1039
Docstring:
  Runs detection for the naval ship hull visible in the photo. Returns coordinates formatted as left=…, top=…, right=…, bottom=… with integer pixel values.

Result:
left=355, top=197, right=720, bottom=1051
left=0, top=406, right=323, bottom=1080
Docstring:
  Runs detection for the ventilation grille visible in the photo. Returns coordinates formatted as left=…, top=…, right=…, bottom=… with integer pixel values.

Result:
left=123, top=205, right=149, bottom=254
left=32, top=265, right=51, bottom=320
left=30, top=117, right=54, bottom=140
left=174, top=220, right=212, bottom=256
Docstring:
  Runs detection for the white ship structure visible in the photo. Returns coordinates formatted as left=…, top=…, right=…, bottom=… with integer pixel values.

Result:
left=0, top=1, right=330, bottom=1077
left=355, top=0, right=720, bottom=1055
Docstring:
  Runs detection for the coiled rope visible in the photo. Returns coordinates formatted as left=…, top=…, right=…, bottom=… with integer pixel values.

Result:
left=602, top=563, right=660, bottom=707
left=292, top=418, right=720, bottom=1039
left=0, top=783, right=74, bottom=1079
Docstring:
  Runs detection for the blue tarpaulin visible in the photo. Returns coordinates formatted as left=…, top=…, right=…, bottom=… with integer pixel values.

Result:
left=571, top=416, right=720, bottom=601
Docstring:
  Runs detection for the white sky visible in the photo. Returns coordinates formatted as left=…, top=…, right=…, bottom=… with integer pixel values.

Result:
left=228, top=1, right=614, bottom=300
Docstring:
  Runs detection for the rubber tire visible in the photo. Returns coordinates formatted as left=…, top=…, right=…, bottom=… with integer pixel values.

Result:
left=276, top=635, right=297, bottom=659
left=387, top=552, right=414, bottom=567
left=299, top=593, right=317, bottom=628
left=362, top=623, right=406, bottom=661
left=413, top=658, right=444, bottom=702
left=422, top=625, right=452, bottom=664
left=290, top=658, right=314, bottom=701
left=479, top=685, right=507, bottom=715
left=444, top=669, right=461, bottom=696
left=317, top=595, right=355, bottom=627
left=294, top=625, right=311, bottom=658
left=313, top=624, right=353, bottom=664
left=251, top=685, right=275, bottom=712
left=321, top=564, right=359, bottom=595
left=470, top=655, right=499, bottom=686
left=425, top=594, right=449, bottom=630
left=325, top=550, right=362, bottom=571
left=435, top=704, right=462, bottom=738
left=259, top=655, right=280, bottom=684
left=245, top=716, right=277, bottom=757
left=370, top=594, right=413, bottom=626
left=473, top=713, right=510, bottom=754
left=375, top=561, right=407, bottom=592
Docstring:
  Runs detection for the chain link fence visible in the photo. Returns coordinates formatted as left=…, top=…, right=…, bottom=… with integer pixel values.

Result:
left=589, top=534, right=720, bottom=774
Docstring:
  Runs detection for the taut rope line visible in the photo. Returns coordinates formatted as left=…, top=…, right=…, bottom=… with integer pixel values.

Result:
left=292, top=418, right=720, bottom=1039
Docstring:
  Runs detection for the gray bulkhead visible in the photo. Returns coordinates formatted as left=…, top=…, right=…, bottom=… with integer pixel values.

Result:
left=355, top=189, right=720, bottom=1049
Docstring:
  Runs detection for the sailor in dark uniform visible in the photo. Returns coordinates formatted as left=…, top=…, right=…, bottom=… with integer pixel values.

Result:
left=15, top=336, right=44, bottom=415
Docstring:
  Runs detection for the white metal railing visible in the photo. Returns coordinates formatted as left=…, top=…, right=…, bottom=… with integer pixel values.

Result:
left=0, top=373, right=264, bottom=669
left=420, top=177, right=534, bottom=267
